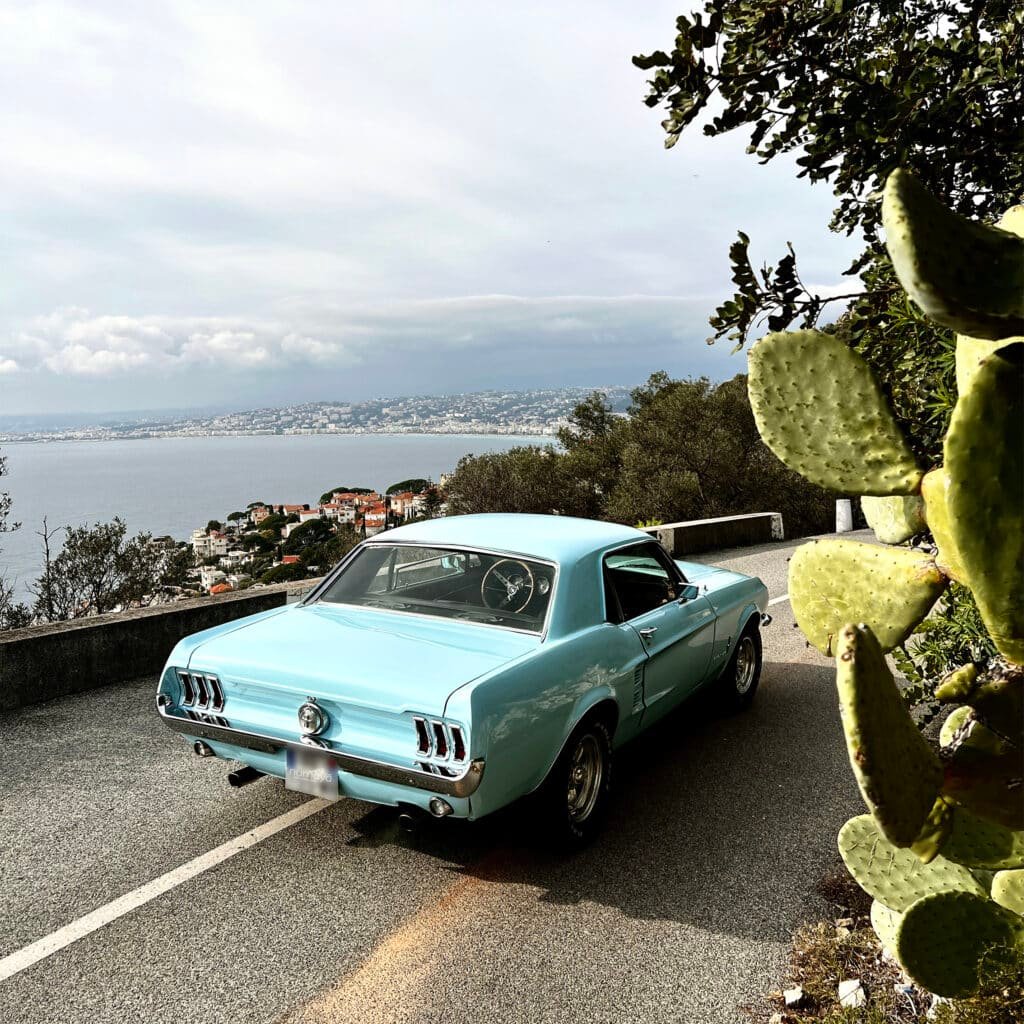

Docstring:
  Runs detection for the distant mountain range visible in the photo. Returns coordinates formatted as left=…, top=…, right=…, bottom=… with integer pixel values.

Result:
left=0, top=386, right=635, bottom=442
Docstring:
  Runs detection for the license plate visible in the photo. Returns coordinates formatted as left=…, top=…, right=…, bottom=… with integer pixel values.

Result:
left=285, top=748, right=340, bottom=800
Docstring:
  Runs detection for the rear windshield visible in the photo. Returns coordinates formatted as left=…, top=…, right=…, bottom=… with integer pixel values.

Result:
left=316, top=544, right=555, bottom=633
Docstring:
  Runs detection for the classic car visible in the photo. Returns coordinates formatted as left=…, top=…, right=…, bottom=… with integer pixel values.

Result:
left=157, top=514, right=770, bottom=843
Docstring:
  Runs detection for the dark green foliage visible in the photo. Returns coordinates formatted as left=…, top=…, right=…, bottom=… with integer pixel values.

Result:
left=205, top=519, right=222, bottom=533
left=297, top=527, right=359, bottom=571
left=894, top=584, right=999, bottom=707
left=447, top=374, right=833, bottom=536
left=256, top=513, right=289, bottom=536
left=260, top=562, right=309, bottom=585
left=842, top=274, right=958, bottom=466
left=30, top=517, right=191, bottom=620
left=386, top=478, right=430, bottom=495
left=226, top=511, right=248, bottom=522
left=0, top=451, right=29, bottom=630
left=239, top=532, right=274, bottom=553
left=318, top=485, right=374, bottom=504
left=445, top=445, right=598, bottom=518
left=635, top=1, right=1022, bottom=454
left=421, top=487, right=443, bottom=519
left=281, top=518, right=333, bottom=555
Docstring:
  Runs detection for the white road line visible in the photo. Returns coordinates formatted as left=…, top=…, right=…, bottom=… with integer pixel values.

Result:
left=768, top=592, right=790, bottom=607
left=0, top=798, right=330, bottom=984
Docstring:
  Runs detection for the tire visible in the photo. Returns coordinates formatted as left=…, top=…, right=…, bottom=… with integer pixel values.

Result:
left=719, top=622, right=762, bottom=712
left=538, top=717, right=613, bottom=848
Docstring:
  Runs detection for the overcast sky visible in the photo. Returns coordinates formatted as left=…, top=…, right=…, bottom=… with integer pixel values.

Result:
left=0, top=1, right=858, bottom=415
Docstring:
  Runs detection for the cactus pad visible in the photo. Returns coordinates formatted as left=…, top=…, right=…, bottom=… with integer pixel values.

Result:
left=939, top=707, right=973, bottom=748
left=748, top=330, right=921, bottom=495
left=862, top=494, right=927, bottom=544
left=836, top=624, right=943, bottom=844
left=943, top=747, right=1024, bottom=830
left=956, top=334, right=1021, bottom=394
left=920, top=468, right=969, bottom=583
left=945, top=342, right=1024, bottom=663
left=882, top=169, right=1024, bottom=340
left=839, top=814, right=984, bottom=910
left=896, top=890, right=1024, bottom=997
left=935, top=663, right=979, bottom=703
left=971, top=674, right=1024, bottom=744
left=943, top=809, right=1024, bottom=871
left=993, top=870, right=1024, bottom=916
left=870, top=900, right=902, bottom=959
left=789, top=540, right=946, bottom=656
left=911, top=796, right=954, bottom=863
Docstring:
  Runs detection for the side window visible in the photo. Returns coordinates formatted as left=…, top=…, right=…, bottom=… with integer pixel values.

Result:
left=603, top=543, right=679, bottom=622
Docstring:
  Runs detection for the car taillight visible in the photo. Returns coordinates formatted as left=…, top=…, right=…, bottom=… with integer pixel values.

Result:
left=413, top=716, right=431, bottom=754
left=450, top=725, right=466, bottom=761
left=432, top=721, right=448, bottom=758
left=412, top=717, right=467, bottom=763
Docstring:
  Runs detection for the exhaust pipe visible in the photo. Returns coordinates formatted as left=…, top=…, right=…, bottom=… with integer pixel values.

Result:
left=398, top=807, right=427, bottom=833
left=228, top=765, right=264, bottom=788
left=193, top=741, right=215, bottom=757
left=761, top=613, right=773, bottom=627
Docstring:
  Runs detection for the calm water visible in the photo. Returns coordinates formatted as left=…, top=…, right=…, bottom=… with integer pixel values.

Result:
left=0, top=434, right=532, bottom=599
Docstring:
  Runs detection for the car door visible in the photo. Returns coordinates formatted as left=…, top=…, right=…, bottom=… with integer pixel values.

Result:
left=603, top=542, right=716, bottom=727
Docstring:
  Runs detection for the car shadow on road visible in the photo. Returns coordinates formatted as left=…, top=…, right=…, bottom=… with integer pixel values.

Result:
left=344, top=660, right=861, bottom=942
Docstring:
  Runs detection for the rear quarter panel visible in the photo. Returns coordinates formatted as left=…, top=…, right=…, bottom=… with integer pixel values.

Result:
left=444, top=622, right=645, bottom=819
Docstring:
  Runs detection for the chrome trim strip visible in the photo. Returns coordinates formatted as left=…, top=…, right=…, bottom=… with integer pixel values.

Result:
left=156, top=701, right=485, bottom=798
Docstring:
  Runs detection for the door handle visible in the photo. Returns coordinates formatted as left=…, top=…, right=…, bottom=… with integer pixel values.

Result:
left=638, top=627, right=658, bottom=641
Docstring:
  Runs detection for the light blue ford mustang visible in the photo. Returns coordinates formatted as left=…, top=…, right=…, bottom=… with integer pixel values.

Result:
left=157, top=514, right=769, bottom=843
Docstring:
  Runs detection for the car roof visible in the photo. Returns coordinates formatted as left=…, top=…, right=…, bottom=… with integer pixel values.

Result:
left=369, top=513, right=652, bottom=563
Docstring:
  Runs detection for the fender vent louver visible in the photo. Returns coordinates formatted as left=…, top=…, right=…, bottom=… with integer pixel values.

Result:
left=632, top=666, right=644, bottom=712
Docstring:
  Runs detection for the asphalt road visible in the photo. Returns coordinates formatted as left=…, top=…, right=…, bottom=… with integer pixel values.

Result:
left=0, top=532, right=868, bottom=1024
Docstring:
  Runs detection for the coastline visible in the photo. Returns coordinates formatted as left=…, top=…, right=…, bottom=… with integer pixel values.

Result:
left=0, top=428, right=555, bottom=444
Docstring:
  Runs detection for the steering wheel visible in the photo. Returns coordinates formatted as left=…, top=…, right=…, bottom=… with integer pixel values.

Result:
left=481, top=559, right=536, bottom=613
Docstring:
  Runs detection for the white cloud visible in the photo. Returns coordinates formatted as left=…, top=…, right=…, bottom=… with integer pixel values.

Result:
left=2, top=294, right=716, bottom=378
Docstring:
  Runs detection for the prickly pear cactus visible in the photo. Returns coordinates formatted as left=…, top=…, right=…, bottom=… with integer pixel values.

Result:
left=789, top=540, right=946, bottom=656
left=748, top=329, right=922, bottom=495
left=835, top=625, right=943, bottom=844
left=896, top=890, right=1024, bottom=998
left=746, top=170, right=1024, bottom=996
left=861, top=494, right=926, bottom=544
left=839, top=814, right=985, bottom=910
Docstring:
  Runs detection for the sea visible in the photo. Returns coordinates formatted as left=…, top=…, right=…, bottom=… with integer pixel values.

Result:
left=0, top=433, right=533, bottom=601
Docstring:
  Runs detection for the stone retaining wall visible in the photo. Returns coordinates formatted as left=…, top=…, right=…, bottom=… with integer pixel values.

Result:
left=0, top=580, right=320, bottom=712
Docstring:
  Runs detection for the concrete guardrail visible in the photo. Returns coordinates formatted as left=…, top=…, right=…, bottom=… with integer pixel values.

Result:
left=641, top=512, right=783, bottom=557
left=0, top=579, right=321, bottom=712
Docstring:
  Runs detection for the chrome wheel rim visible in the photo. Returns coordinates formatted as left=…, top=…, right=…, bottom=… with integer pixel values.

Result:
left=567, top=734, right=603, bottom=823
left=735, top=635, right=756, bottom=695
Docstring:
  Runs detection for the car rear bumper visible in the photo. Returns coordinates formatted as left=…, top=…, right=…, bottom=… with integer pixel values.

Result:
left=156, top=699, right=485, bottom=798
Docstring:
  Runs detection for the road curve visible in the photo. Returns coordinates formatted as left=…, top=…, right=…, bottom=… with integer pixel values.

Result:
left=0, top=532, right=866, bottom=1024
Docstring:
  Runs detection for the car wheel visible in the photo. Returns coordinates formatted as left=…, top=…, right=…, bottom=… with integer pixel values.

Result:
left=540, top=717, right=612, bottom=848
left=719, top=623, right=762, bottom=712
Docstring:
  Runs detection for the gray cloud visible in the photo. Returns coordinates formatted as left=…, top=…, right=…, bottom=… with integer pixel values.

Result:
left=0, top=1, right=858, bottom=413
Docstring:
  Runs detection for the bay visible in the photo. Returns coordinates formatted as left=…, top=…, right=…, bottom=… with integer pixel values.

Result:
left=0, top=433, right=533, bottom=600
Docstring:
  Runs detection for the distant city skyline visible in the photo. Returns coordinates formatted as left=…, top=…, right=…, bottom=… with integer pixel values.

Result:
left=0, top=384, right=637, bottom=440
left=0, top=2, right=857, bottom=415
